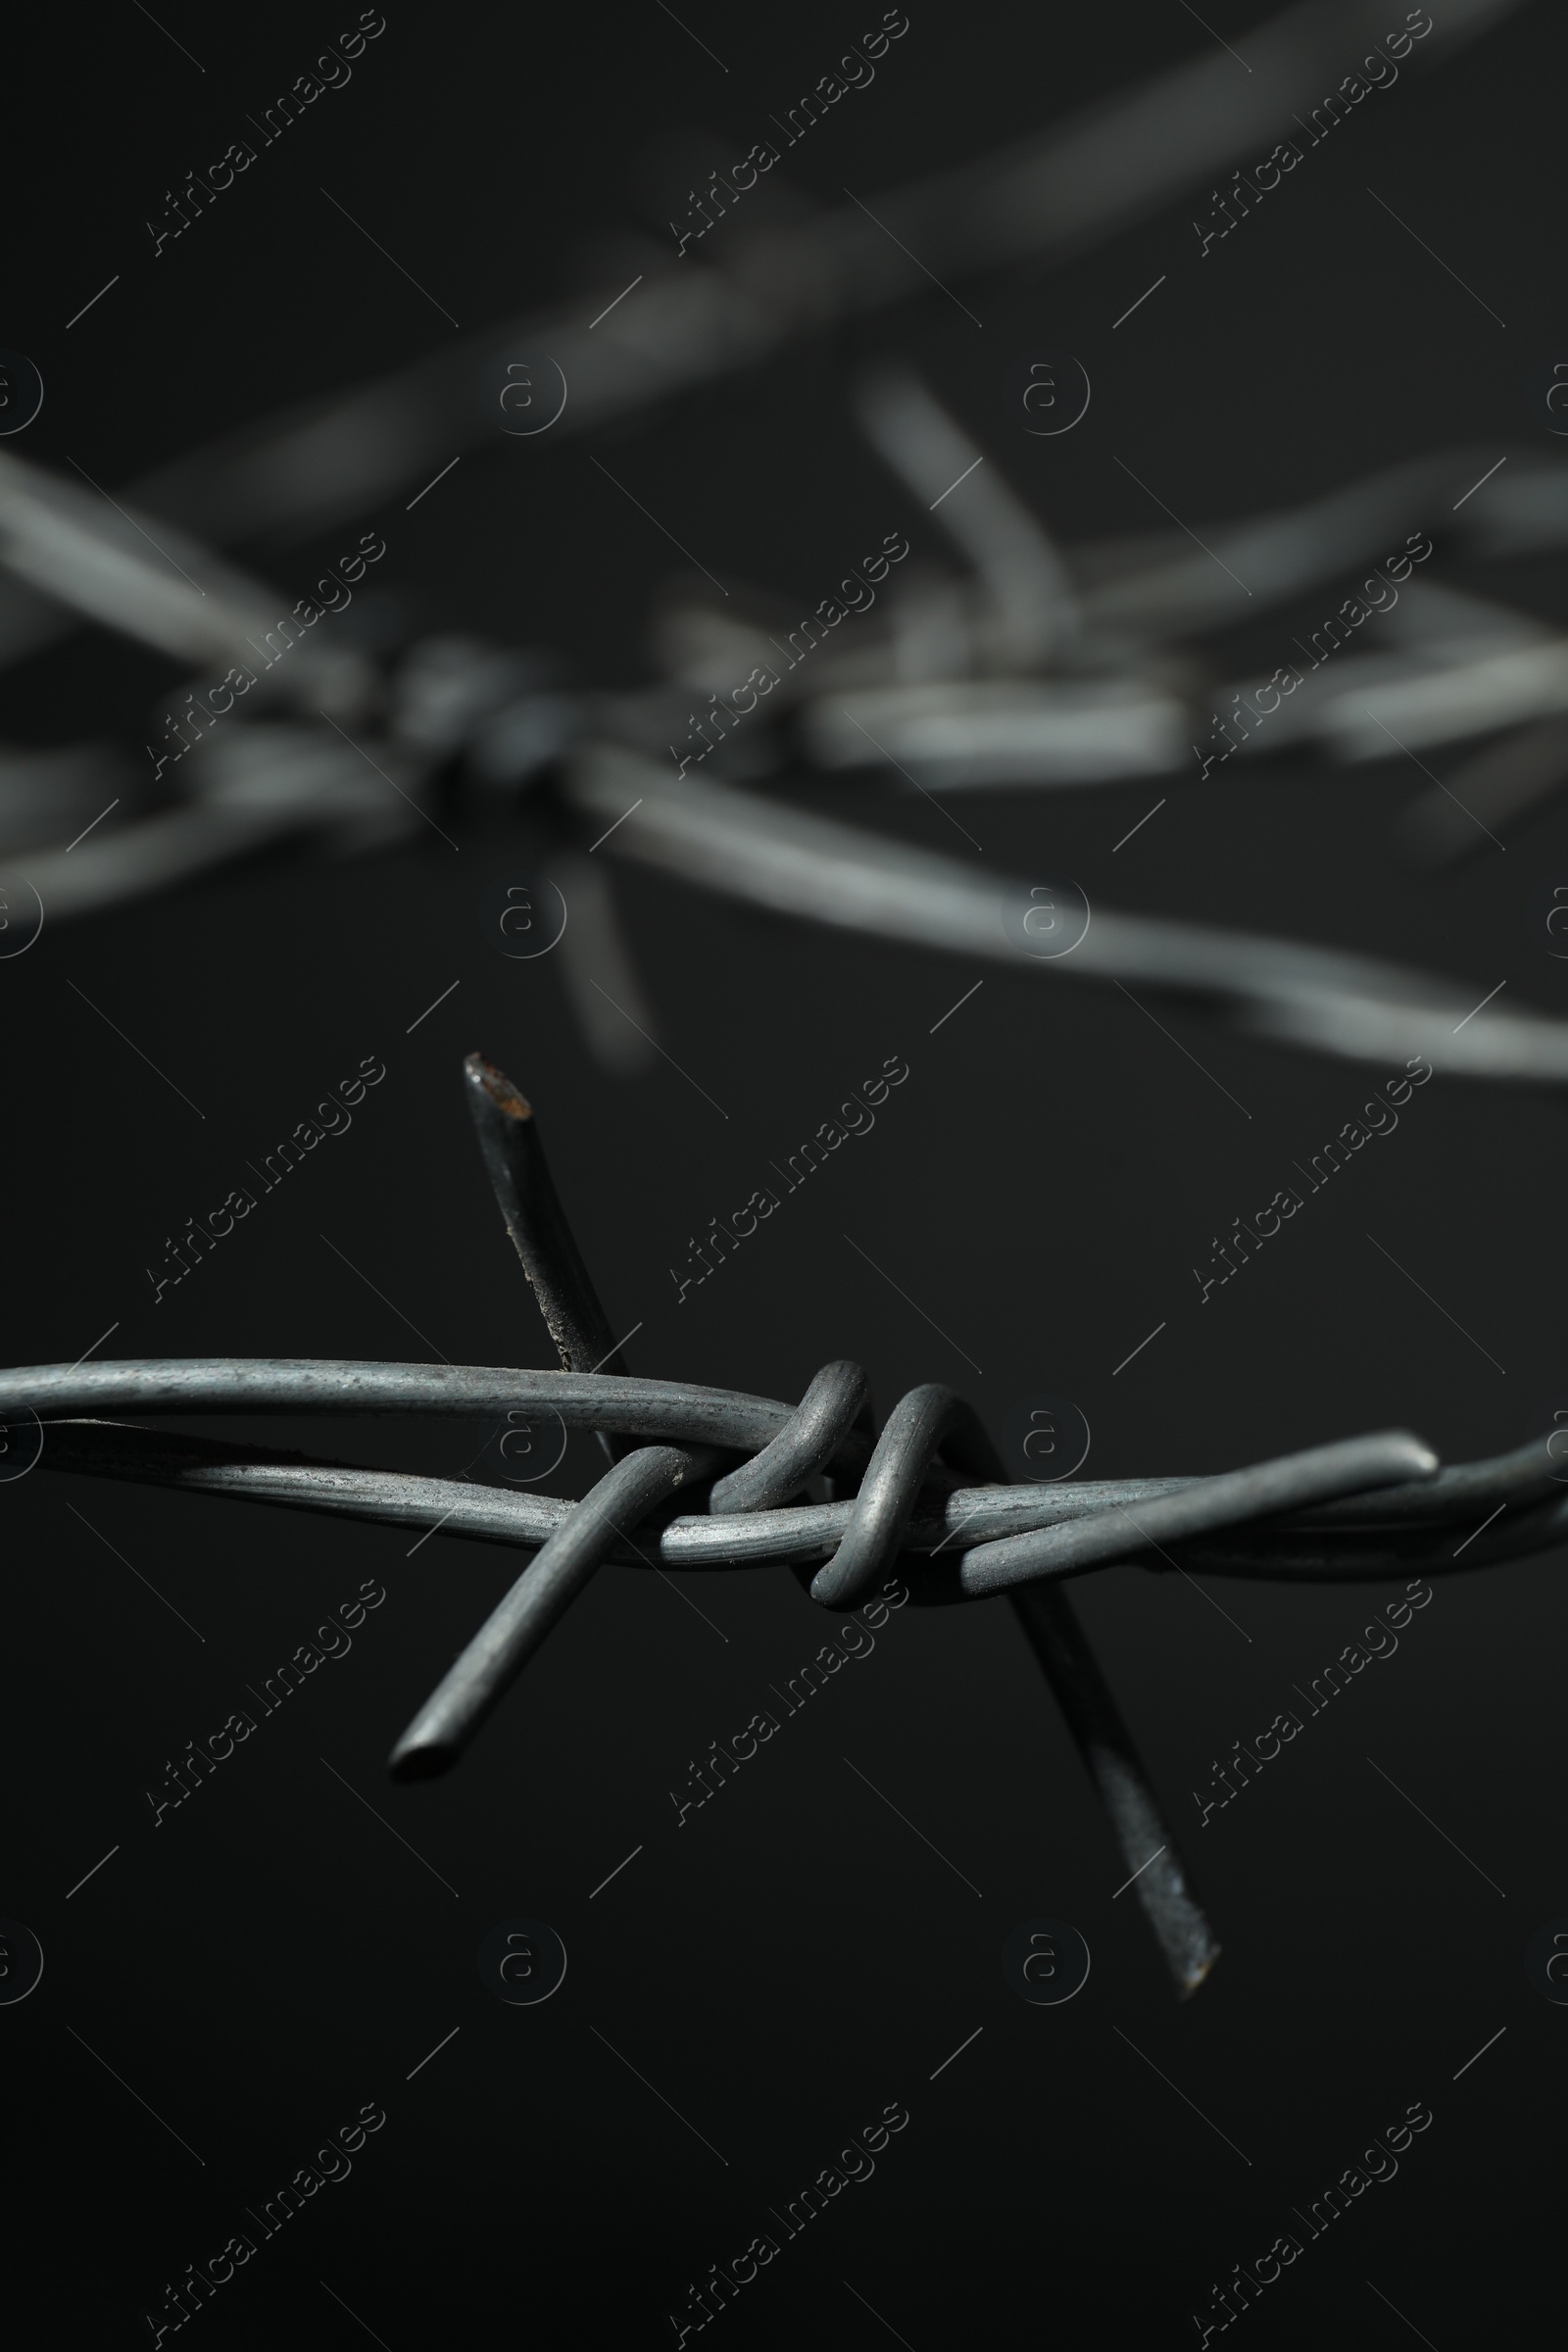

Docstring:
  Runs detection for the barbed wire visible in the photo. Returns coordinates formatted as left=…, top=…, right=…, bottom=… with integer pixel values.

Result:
left=7, top=402, right=1568, bottom=1086
left=2, top=0, right=1562, bottom=1101
left=4, top=1054, right=1562, bottom=1996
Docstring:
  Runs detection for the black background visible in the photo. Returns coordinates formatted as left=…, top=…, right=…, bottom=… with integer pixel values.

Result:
left=3, top=1, right=1562, bottom=2344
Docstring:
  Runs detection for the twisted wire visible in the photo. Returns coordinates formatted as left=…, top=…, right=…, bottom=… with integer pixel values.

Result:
left=8, top=1350, right=1497, bottom=1999
left=2, top=1349, right=1547, bottom=1985
left=4, top=1006, right=1560, bottom=1995
left=9, top=1315, right=1558, bottom=1999
left=12, top=1375, right=1558, bottom=1570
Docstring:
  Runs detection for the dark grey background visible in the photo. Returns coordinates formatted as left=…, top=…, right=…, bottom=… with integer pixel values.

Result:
left=2, top=1, right=1559, bottom=2343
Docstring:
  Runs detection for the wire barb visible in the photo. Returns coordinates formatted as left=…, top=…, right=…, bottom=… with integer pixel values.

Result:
left=388, top=1441, right=723, bottom=1778
left=463, top=1053, right=629, bottom=1385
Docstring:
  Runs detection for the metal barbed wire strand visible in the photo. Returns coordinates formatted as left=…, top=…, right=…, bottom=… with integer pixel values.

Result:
left=11, top=1384, right=1434, bottom=1995
left=5, top=1057, right=1506, bottom=1993
left=25, top=1414, right=1564, bottom=1577
left=401, top=1061, right=1223, bottom=1985
left=21, top=1384, right=1560, bottom=1993
left=24, top=1371, right=1544, bottom=1996
left=955, top=1433, right=1439, bottom=1594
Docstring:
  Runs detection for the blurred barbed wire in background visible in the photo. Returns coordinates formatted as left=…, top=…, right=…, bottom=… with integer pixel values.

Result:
left=4, top=0, right=1561, bottom=1088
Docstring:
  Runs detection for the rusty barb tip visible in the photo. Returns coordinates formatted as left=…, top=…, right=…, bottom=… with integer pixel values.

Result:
left=464, top=1051, right=532, bottom=1121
